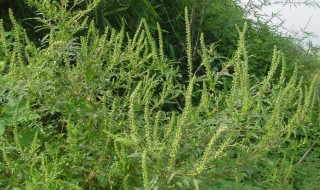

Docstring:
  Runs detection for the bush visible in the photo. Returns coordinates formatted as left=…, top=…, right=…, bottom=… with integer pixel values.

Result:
left=0, top=1, right=319, bottom=189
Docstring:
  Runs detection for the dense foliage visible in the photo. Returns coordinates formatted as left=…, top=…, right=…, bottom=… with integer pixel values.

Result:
left=1, top=0, right=319, bottom=79
left=0, top=0, right=320, bottom=189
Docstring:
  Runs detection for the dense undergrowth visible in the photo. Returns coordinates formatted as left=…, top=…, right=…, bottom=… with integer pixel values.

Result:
left=0, top=0, right=320, bottom=189
left=1, top=0, right=320, bottom=80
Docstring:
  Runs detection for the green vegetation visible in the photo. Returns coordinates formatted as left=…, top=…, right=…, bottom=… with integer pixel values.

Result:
left=0, top=0, right=320, bottom=189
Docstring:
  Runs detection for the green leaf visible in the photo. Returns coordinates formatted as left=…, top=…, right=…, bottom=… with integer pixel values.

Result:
left=20, top=128, right=37, bottom=148
left=102, top=6, right=129, bottom=16
left=5, top=31, right=14, bottom=37
left=2, top=97, right=40, bottom=126
left=0, top=124, right=5, bottom=137
left=193, top=179, right=200, bottom=190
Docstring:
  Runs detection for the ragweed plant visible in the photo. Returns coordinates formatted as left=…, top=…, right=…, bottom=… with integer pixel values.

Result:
left=0, top=2, right=319, bottom=190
